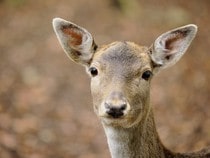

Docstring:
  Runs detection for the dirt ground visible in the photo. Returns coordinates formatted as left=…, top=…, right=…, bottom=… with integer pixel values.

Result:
left=0, top=0, right=210, bottom=158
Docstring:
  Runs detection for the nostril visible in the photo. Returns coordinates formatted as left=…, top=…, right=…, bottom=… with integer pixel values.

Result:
left=120, top=104, right=127, bottom=111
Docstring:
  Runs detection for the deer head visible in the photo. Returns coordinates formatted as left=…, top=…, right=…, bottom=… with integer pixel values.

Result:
left=52, top=18, right=197, bottom=128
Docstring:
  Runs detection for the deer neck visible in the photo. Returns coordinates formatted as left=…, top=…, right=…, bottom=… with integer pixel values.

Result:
left=102, top=109, right=166, bottom=158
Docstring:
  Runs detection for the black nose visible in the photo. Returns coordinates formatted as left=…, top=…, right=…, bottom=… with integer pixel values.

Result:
left=105, top=103, right=127, bottom=118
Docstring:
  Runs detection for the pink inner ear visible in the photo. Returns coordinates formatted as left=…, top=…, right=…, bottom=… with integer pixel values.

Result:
left=165, top=30, right=189, bottom=50
left=165, top=33, right=185, bottom=51
left=62, top=26, right=83, bottom=46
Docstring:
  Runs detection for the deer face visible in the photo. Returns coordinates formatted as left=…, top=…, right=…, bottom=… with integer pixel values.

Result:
left=52, top=18, right=197, bottom=128
left=89, top=42, right=153, bottom=127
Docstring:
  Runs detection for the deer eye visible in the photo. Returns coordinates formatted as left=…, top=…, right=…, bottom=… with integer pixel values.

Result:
left=89, top=67, right=98, bottom=77
left=142, top=70, right=153, bottom=81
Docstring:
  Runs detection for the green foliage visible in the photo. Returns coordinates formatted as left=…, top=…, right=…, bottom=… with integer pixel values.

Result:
left=4, top=0, right=26, bottom=7
left=112, top=0, right=139, bottom=16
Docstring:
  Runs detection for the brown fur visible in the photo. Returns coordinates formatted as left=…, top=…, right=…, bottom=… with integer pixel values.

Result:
left=52, top=18, right=209, bottom=158
left=90, top=42, right=210, bottom=158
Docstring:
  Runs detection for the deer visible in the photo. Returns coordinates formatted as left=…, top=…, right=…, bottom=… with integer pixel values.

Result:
left=52, top=17, right=210, bottom=158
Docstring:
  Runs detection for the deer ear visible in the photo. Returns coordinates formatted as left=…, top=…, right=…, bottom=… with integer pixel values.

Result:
left=52, top=18, right=97, bottom=66
left=149, top=24, right=197, bottom=72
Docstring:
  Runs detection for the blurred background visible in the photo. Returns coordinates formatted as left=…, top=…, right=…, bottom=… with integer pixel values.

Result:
left=0, top=0, right=210, bottom=157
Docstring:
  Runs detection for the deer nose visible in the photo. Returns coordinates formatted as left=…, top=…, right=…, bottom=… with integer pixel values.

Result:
left=105, top=102, right=127, bottom=118
left=104, top=92, right=128, bottom=118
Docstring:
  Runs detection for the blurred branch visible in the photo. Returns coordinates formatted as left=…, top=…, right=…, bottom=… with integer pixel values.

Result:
left=0, top=144, right=21, bottom=158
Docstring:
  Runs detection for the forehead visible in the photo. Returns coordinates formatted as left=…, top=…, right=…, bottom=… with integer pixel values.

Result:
left=92, top=41, right=151, bottom=70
